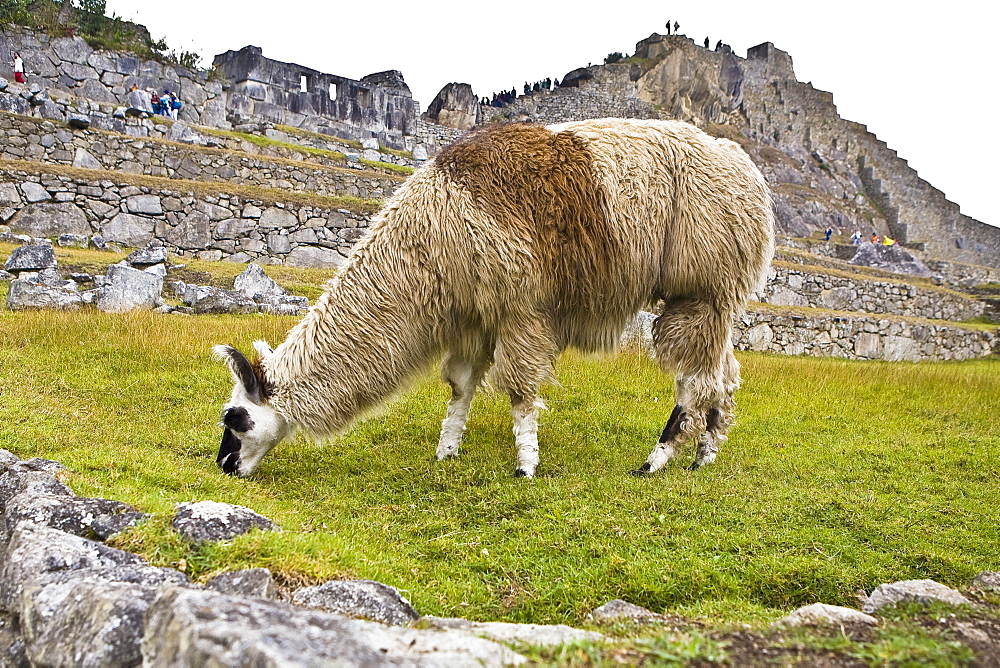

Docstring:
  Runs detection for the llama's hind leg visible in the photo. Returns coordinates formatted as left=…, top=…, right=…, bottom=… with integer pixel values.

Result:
left=689, top=349, right=740, bottom=470
left=436, top=350, right=490, bottom=460
left=632, top=298, right=736, bottom=475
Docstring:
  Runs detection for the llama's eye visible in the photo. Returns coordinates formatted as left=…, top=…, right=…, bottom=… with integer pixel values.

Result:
left=223, top=406, right=255, bottom=432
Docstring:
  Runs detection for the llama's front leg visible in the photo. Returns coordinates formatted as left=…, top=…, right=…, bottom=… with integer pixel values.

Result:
left=511, top=396, right=542, bottom=478
left=436, top=356, right=485, bottom=460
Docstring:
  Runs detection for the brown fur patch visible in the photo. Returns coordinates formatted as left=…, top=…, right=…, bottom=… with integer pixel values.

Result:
left=435, top=123, right=613, bottom=308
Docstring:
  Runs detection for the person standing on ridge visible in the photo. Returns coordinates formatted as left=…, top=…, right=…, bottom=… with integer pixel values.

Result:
left=674, top=21, right=680, bottom=34
left=704, top=37, right=710, bottom=48
left=666, top=20, right=671, bottom=35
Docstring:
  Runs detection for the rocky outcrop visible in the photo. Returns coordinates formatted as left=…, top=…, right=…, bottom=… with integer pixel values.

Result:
left=422, top=83, right=480, bottom=131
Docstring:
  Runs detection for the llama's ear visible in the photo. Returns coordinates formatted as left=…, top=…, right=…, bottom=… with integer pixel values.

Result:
left=213, top=345, right=267, bottom=405
left=252, top=340, right=273, bottom=358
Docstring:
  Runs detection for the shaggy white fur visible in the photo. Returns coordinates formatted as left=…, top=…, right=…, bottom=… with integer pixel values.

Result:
left=215, top=118, right=774, bottom=478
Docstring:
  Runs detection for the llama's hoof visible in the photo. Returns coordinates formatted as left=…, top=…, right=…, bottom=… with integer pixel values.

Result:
left=513, top=468, right=530, bottom=478
left=629, top=462, right=652, bottom=476
left=687, top=460, right=701, bottom=471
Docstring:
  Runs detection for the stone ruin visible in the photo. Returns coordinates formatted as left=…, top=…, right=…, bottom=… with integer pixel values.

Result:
left=213, top=45, right=419, bottom=150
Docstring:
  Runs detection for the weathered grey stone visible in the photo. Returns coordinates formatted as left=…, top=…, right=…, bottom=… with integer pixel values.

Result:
left=52, top=37, right=94, bottom=64
left=5, top=279, right=84, bottom=311
left=165, top=210, right=212, bottom=249
left=292, top=580, right=419, bottom=626
left=126, top=246, right=168, bottom=266
left=779, top=603, right=877, bottom=626
left=971, top=572, right=1000, bottom=591
left=8, top=202, right=91, bottom=238
left=591, top=599, right=662, bottom=622
left=19, top=182, right=49, bottom=203
left=71, top=147, right=102, bottom=169
left=67, top=113, right=91, bottom=130
left=96, top=264, right=163, bottom=312
left=284, top=244, right=347, bottom=268
left=0, top=611, right=27, bottom=668
left=125, top=194, right=163, bottom=216
left=0, top=183, right=21, bottom=206
left=171, top=500, right=280, bottom=542
left=181, top=284, right=258, bottom=314
left=258, top=207, right=298, bottom=229
left=0, top=523, right=143, bottom=611
left=266, top=232, right=290, bottom=254
left=143, top=587, right=525, bottom=667
left=3, top=492, right=144, bottom=541
left=57, top=233, right=89, bottom=249
left=862, top=579, right=971, bottom=614
left=125, top=89, right=152, bottom=114
left=166, top=121, right=198, bottom=144
left=0, top=450, right=19, bottom=472
left=4, top=244, right=56, bottom=272
left=0, top=469, right=72, bottom=513
left=20, top=566, right=188, bottom=668
left=206, top=568, right=278, bottom=600
left=361, top=149, right=381, bottom=162
left=849, top=242, right=932, bottom=278
left=412, top=145, right=429, bottom=161
left=420, top=616, right=604, bottom=647
left=233, top=263, right=286, bottom=300
left=101, top=213, right=156, bottom=247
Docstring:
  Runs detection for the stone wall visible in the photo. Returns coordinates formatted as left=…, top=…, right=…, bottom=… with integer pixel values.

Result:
left=735, top=308, right=995, bottom=361
left=762, top=265, right=984, bottom=322
left=0, top=27, right=227, bottom=127
left=0, top=112, right=405, bottom=200
left=0, top=167, right=371, bottom=266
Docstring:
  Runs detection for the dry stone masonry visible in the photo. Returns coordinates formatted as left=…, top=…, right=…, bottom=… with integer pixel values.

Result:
left=0, top=167, right=371, bottom=266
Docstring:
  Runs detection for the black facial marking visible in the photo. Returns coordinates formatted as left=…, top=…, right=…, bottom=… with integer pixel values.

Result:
left=223, top=406, right=255, bottom=433
left=218, top=428, right=242, bottom=474
left=658, top=404, right=685, bottom=444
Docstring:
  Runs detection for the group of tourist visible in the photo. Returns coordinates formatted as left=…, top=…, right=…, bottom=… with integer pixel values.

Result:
left=129, top=84, right=182, bottom=120
left=847, top=229, right=896, bottom=246
left=482, top=77, right=561, bottom=109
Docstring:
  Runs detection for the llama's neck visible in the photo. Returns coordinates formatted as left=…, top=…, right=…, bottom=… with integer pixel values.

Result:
left=266, top=211, right=445, bottom=438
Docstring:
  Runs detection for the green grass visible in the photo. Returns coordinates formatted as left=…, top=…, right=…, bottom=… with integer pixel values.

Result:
left=0, top=298, right=997, bottom=634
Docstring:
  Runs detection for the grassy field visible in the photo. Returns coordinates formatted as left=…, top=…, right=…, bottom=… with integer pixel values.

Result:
left=1, top=299, right=997, bottom=636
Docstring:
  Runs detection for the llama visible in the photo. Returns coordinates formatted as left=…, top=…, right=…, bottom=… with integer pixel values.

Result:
left=215, top=118, right=774, bottom=478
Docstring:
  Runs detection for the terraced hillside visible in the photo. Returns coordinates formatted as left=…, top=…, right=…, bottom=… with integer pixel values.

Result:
left=0, top=41, right=997, bottom=361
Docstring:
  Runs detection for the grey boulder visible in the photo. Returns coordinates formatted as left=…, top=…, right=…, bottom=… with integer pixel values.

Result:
left=8, top=202, right=91, bottom=238
left=20, top=566, right=188, bottom=668
left=67, top=113, right=91, bottom=130
left=96, top=264, right=163, bottom=312
left=171, top=500, right=280, bottom=542
left=291, top=579, right=419, bottom=626
left=591, top=598, right=663, bottom=622
left=420, top=616, right=604, bottom=647
left=206, top=568, right=278, bottom=600
left=4, top=244, right=56, bottom=273
left=6, top=279, right=84, bottom=311
left=126, top=245, right=168, bottom=266
left=778, top=603, right=877, bottom=626
left=142, top=587, right=525, bottom=667
left=862, top=579, right=971, bottom=614
left=3, top=492, right=144, bottom=541
left=0, top=523, right=144, bottom=611
left=233, top=263, right=286, bottom=300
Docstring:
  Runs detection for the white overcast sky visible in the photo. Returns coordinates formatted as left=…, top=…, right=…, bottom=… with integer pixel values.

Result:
left=106, top=0, right=996, bottom=227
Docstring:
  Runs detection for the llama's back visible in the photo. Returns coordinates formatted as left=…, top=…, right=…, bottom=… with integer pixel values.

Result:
left=360, top=118, right=773, bottom=354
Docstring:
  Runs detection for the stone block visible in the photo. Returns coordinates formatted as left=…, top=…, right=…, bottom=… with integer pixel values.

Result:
left=20, top=182, right=49, bottom=203
left=125, top=194, right=163, bottom=216
left=171, top=501, right=280, bottom=542
left=101, top=213, right=156, bottom=248
left=96, top=264, right=163, bottom=312
left=284, top=245, right=347, bottom=268
left=206, top=569, right=278, bottom=600
left=862, top=580, right=970, bottom=614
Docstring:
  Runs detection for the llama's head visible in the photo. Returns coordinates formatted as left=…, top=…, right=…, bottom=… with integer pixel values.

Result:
left=213, top=342, right=288, bottom=477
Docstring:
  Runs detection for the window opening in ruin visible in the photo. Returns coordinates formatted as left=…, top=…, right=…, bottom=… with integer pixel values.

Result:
left=329, top=83, right=338, bottom=101
left=300, top=74, right=309, bottom=93
left=358, top=88, right=372, bottom=108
